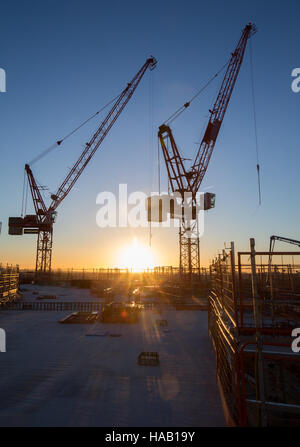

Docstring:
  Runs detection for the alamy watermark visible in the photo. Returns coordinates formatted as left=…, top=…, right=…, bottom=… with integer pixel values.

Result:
left=0, top=328, right=6, bottom=352
left=0, top=68, right=6, bottom=92
left=291, top=328, right=300, bottom=353
left=291, top=68, right=300, bottom=93
left=95, top=184, right=207, bottom=238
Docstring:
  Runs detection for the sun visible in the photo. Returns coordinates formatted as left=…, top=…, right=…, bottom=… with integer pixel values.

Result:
left=118, top=238, right=155, bottom=271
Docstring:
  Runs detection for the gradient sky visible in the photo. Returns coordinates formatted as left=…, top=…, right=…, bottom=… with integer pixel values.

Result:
left=1, top=0, right=300, bottom=269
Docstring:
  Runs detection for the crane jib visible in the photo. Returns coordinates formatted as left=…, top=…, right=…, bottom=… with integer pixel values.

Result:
left=158, top=22, right=255, bottom=198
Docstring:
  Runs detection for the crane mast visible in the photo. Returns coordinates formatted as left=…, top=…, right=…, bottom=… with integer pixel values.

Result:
left=158, top=23, right=256, bottom=279
left=9, top=56, right=157, bottom=274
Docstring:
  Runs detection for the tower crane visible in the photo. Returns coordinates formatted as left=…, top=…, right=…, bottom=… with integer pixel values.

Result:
left=157, top=23, right=256, bottom=278
left=9, top=56, right=157, bottom=273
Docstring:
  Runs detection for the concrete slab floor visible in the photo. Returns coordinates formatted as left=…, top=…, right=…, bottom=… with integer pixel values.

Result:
left=0, top=286, right=225, bottom=427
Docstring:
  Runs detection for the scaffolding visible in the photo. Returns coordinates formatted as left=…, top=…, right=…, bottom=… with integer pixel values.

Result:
left=0, top=265, right=19, bottom=306
left=208, top=239, right=300, bottom=426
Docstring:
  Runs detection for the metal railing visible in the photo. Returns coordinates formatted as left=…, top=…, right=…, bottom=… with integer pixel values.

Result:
left=19, top=266, right=211, bottom=282
left=3, top=301, right=102, bottom=311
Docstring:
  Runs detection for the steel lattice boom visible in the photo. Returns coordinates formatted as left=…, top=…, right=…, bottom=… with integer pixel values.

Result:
left=190, top=23, right=256, bottom=194
left=49, top=57, right=157, bottom=211
left=9, top=56, right=157, bottom=273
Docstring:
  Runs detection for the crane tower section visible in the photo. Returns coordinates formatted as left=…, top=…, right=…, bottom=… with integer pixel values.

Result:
left=157, top=23, right=256, bottom=278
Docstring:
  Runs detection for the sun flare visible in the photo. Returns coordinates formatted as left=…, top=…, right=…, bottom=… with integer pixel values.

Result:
left=118, top=238, right=155, bottom=271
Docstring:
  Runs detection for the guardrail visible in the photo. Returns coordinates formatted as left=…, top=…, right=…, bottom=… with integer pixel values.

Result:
left=2, top=301, right=103, bottom=311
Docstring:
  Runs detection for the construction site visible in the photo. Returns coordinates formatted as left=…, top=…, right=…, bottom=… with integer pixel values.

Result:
left=1, top=2, right=300, bottom=429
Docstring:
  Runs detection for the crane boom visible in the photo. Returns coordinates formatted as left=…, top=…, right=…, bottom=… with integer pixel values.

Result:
left=191, top=22, right=256, bottom=193
left=158, top=23, right=255, bottom=199
left=49, top=56, right=157, bottom=211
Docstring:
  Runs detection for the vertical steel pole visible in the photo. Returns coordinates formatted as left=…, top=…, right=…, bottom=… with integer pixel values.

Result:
left=230, top=242, right=238, bottom=327
left=250, top=237, right=268, bottom=426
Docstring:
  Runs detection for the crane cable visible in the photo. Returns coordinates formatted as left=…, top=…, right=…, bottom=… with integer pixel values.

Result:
left=149, top=68, right=154, bottom=247
left=163, top=59, right=230, bottom=126
left=23, top=92, right=122, bottom=215
left=28, top=91, right=123, bottom=166
left=24, top=174, right=29, bottom=217
left=21, top=169, right=26, bottom=217
left=250, top=37, right=261, bottom=206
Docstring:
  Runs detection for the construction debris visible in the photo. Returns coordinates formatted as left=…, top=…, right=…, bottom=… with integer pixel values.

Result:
left=59, top=311, right=101, bottom=324
left=36, top=294, right=57, bottom=300
left=138, top=352, right=159, bottom=366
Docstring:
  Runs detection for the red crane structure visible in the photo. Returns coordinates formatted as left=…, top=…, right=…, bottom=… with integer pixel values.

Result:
left=9, top=56, right=157, bottom=273
left=157, top=23, right=256, bottom=278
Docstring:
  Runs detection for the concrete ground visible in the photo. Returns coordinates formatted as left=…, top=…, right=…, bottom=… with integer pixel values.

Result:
left=0, top=285, right=225, bottom=427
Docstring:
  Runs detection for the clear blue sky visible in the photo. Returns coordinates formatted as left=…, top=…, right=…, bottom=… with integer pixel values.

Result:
left=1, top=0, right=300, bottom=268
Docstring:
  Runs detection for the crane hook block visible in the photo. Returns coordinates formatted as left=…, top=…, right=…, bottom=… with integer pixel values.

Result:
left=149, top=56, right=157, bottom=70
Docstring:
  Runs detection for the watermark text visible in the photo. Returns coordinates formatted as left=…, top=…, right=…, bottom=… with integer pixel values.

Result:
left=0, top=328, right=6, bottom=352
